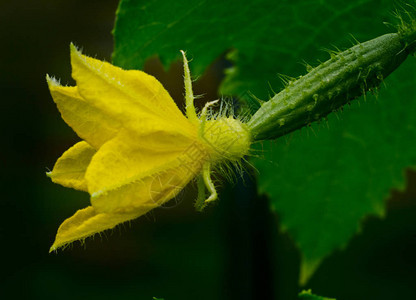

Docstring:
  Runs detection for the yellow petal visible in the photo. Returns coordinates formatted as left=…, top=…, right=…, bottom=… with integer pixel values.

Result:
left=47, top=141, right=96, bottom=191
left=46, top=76, right=121, bottom=149
left=50, top=153, right=205, bottom=251
left=89, top=132, right=208, bottom=214
left=91, top=162, right=200, bottom=214
left=49, top=206, right=142, bottom=252
left=69, top=44, right=195, bottom=138
left=85, top=129, right=200, bottom=196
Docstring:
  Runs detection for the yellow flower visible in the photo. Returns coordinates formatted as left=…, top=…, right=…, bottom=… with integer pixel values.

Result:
left=47, top=44, right=251, bottom=252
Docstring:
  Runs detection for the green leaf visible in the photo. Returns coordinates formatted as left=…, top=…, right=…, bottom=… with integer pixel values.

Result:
left=254, top=60, right=416, bottom=283
left=298, top=289, right=335, bottom=300
left=113, top=0, right=416, bottom=284
left=113, top=0, right=394, bottom=100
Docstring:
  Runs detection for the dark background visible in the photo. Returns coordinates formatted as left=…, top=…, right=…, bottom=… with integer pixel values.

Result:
left=1, top=1, right=415, bottom=299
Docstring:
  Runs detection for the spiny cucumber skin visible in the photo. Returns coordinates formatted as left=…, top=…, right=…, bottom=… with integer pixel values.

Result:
left=247, top=33, right=412, bottom=141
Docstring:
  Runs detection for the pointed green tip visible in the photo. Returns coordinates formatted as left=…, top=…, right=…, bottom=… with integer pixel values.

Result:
left=299, top=257, right=322, bottom=286
left=69, top=41, right=76, bottom=51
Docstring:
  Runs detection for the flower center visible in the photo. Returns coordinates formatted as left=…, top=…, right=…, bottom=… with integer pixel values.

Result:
left=201, top=117, right=251, bottom=162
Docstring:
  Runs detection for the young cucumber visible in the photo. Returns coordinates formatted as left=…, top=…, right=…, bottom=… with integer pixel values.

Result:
left=248, top=32, right=415, bottom=141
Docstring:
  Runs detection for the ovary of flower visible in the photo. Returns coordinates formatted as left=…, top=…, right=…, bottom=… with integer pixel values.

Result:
left=46, top=44, right=251, bottom=252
